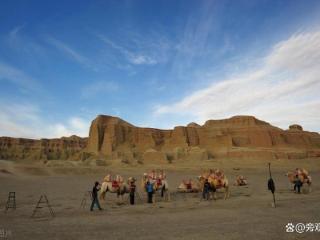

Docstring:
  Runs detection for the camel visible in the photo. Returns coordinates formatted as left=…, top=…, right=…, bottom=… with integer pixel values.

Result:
left=233, top=175, right=248, bottom=186
left=99, top=174, right=130, bottom=203
left=141, top=170, right=170, bottom=202
left=177, top=179, right=200, bottom=193
left=198, top=169, right=230, bottom=200
left=286, top=168, right=312, bottom=193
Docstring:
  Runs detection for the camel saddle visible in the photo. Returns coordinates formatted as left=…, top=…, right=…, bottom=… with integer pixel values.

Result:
left=214, top=176, right=224, bottom=188
left=112, top=181, right=119, bottom=188
left=156, top=179, right=162, bottom=186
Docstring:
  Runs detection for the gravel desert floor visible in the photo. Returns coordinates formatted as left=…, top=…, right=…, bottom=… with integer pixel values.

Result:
left=1, top=158, right=320, bottom=240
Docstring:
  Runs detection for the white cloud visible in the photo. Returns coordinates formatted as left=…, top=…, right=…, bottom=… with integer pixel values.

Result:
left=69, top=117, right=87, bottom=131
left=0, top=102, right=90, bottom=138
left=4, top=25, right=48, bottom=64
left=0, top=62, right=40, bottom=92
left=97, top=34, right=158, bottom=65
left=46, top=117, right=90, bottom=138
left=169, top=1, right=219, bottom=78
left=81, top=80, right=119, bottom=98
left=8, top=25, right=25, bottom=40
left=266, top=31, right=320, bottom=71
left=129, top=55, right=157, bottom=65
left=47, top=37, right=96, bottom=70
left=154, top=30, right=320, bottom=132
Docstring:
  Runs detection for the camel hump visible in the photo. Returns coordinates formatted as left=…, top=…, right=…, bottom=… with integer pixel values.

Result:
left=104, top=174, right=111, bottom=182
left=116, top=175, right=124, bottom=182
left=301, top=169, right=309, bottom=176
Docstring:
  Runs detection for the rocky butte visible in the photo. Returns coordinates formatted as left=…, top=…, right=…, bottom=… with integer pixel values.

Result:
left=1, top=115, right=320, bottom=165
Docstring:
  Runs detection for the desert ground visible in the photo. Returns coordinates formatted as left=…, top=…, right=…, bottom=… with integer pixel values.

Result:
left=1, top=158, right=320, bottom=240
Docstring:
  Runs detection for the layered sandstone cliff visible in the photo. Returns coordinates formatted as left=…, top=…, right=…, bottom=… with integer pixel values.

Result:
left=0, top=135, right=87, bottom=162
left=1, top=115, right=320, bottom=164
left=83, top=115, right=320, bottom=163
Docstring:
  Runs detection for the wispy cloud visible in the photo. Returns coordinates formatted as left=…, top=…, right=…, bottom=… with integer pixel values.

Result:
left=130, top=55, right=157, bottom=65
left=8, top=25, right=25, bottom=40
left=47, top=37, right=96, bottom=70
left=146, top=78, right=167, bottom=92
left=5, top=25, right=47, bottom=59
left=48, top=117, right=89, bottom=138
left=0, top=102, right=41, bottom=138
left=154, top=30, right=320, bottom=132
left=0, top=101, right=90, bottom=138
left=169, top=1, right=220, bottom=78
left=81, top=80, right=119, bottom=98
left=97, top=34, right=158, bottom=65
left=0, top=62, right=40, bottom=92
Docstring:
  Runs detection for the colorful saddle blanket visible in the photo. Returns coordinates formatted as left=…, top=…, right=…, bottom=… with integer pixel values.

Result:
left=156, top=179, right=162, bottom=186
left=112, top=181, right=119, bottom=188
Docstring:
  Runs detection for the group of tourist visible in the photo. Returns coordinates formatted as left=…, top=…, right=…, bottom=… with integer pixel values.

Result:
left=90, top=169, right=167, bottom=211
left=90, top=167, right=310, bottom=211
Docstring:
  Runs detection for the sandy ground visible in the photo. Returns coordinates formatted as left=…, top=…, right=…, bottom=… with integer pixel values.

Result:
left=0, top=158, right=320, bottom=240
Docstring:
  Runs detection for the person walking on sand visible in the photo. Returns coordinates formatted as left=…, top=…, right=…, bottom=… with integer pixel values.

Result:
left=146, top=181, right=154, bottom=203
left=90, top=181, right=103, bottom=211
left=129, top=178, right=136, bottom=205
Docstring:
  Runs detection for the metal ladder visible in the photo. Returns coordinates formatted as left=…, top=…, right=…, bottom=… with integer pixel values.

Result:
left=31, top=195, right=55, bottom=218
left=5, top=192, right=16, bottom=212
left=80, top=191, right=93, bottom=209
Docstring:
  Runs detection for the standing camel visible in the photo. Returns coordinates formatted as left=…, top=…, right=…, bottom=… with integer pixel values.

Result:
left=286, top=168, right=312, bottom=193
left=141, top=171, right=170, bottom=202
left=198, top=169, right=230, bottom=200
left=99, top=174, right=130, bottom=203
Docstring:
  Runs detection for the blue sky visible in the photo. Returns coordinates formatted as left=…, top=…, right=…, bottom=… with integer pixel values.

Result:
left=0, top=0, right=320, bottom=138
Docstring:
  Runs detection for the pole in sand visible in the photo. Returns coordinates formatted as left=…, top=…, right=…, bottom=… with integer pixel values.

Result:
left=267, top=162, right=276, bottom=208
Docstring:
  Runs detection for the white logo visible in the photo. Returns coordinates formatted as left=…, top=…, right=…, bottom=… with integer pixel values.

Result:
left=286, top=222, right=320, bottom=233
left=305, top=223, right=314, bottom=232
left=285, top=223, right=295, bottom=233
left=295, top=223, right=306, bottom=234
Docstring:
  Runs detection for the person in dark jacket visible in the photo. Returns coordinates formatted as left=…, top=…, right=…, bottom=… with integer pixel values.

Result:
left=293, top=175, right=302, bottom=194
left=129, top=179, right=136, bottom=205
left=90, top=181, right=102, bottom=211
left=146, top=181, right=154, bottom=203
left=203, top=179, right=211, bottom=200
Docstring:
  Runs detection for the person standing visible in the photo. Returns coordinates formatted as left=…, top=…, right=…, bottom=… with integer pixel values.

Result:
left=146, top=181, right=154, bottom=203
left=294, top=175, right=302, bottom=194
left=129, top=179, right=136, bottom=205
left=203, top=179, right=211, bottom=200
left=90, top=181, right=103, bottom=211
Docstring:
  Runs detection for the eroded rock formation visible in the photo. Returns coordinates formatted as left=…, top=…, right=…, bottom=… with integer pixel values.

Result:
left=1, top=115, right=320, bottom=164
left=83, top=115, right=320, bottom=163
left=0, top=135, right=87, bottom=162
